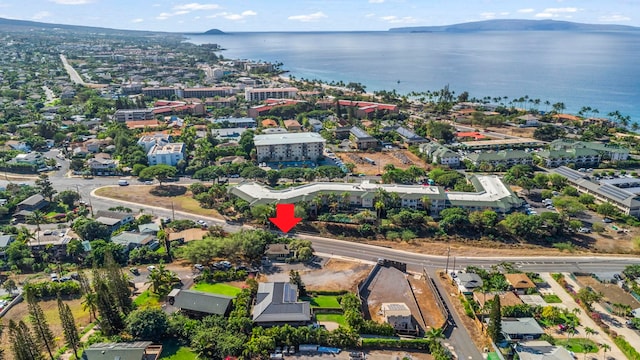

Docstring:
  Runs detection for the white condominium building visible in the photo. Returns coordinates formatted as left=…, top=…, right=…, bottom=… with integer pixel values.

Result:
left=245, top=87, right=298, bottom=102
left=254, top=133, right=325, bottom=162
left=147, top=142, right=185, bottom=166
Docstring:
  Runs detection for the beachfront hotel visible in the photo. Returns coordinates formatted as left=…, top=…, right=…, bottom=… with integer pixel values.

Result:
left=244, top=87, right=298, bottom=102
left=254, top=132, right=326, bottom=162
left=229, top=175, right=523, bottom=216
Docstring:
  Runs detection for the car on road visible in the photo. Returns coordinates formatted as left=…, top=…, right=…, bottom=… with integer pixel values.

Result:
left=578, top=227, right=591, bottom=233
left=147, top=265, right=156, bottom=271
left=194, top=264, right=205, bottom=271
left=144, top=180, right=153, bottom=185
left=603, top=218, right=613, bottom=223
left=130, top=267, right=140, bottom=275
left=197, top=219, right=208, bottom=227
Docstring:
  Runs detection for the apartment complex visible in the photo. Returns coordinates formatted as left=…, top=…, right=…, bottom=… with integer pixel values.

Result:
left=537, top=148, right=601, bottom=168
left=549, top=139, right=629, bottom=162
left=420, top=143, right=461, bottom=168
left=254, top=132, right=325, bottom=162
left=147, top=142, right=185, bottom=166
left=114, top=109, right=154, bottom=122
left=142, top=86, right=234, bottom=99
left=229, top=175, right=522, bottom=216
left=348, top=126, right=379, bottom=150
left=465, top=150, right=533, bottom=168
left=245, top=87, right=298, bottom=103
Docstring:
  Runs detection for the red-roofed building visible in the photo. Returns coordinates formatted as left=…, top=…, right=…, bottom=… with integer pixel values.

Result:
left=456, top=131, right=487, bottom=140
left=126, top=120, right=162, bottom=130
left=247, top=99, right=306, bottom=118
left=261, top=119, right=278, bottom=128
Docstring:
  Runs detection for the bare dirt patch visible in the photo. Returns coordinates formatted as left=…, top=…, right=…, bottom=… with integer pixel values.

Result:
left=408, top=274, right=446, bottom=330
left=336, top=150, right=428, bottom=175
left=262, top=258, right=372, bottom=292
left=576, top=276, right=640, bottom=308
left=364, top=266, right=426, bottom=330
left=95, top=185, right=223, bottom=219
left=0, top=297, right=91, bottom=353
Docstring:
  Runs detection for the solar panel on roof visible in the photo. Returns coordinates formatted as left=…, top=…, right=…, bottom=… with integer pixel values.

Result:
left=554, top=167, right=583, bottom=181
left=598, top=184, right=632, bottom=201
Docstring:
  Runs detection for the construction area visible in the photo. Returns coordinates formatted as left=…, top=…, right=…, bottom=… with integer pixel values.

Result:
left=337, top=150, right=427, bottom=175
left=575, top=275, right=640, bottom=308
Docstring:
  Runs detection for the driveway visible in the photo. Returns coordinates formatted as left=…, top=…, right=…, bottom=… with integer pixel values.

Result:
left=540, top=273, right=625, bottom=359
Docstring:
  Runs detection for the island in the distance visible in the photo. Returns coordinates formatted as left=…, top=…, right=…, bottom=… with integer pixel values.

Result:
left=389, top=19, right=640, bottom=33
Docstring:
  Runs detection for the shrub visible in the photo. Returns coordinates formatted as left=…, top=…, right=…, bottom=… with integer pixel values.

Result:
left=24, top=280, right=82, bottom=299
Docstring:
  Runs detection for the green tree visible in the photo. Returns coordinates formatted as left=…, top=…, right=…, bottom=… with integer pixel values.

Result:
left=55, top=190, right=80, bottom=208
left=289, top=270, right=307, bottom=297
left=93, top=271, right=125, bottom=336
left=72, top=218, right=111, bottom=241
left=487, top=295, right=502, bottom=342
left=9, top=320, right=45, bottom=360
left=26, top=294, right=56, bottom=360
left=104, top=252, right=133, bottom=314
left=57, top=296, right=81, bottom=359
left=35, top=173, right=57, bottom=202
left=145, top=264, right=180, bottom=296
left=596, top=202, right=618, bottom=218
left=3, top=278, right=17, bottom=295
left=125, top=308, right=169, bottom=340
left=576, top=287, right=603, bottom=311
left=138, top=164, right=177, bottom=186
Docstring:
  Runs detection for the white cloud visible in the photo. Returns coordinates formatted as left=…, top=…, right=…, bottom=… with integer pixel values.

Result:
left=174, top=3, right=220, bottom=11
left=288, top=12, right=327, bottom=22
left=380, top=15, right=418, bottom=24
left=48, top=0, right=92, bottom=4
left=535, top=7, right=579, bottom=18
left=500, top=12, right=510, bottom=16
left=131, top=18, right=144, bottom=23
left=480, top=12, right=496, bottom=19
left=224, top=10, right=257, bottom=20
left=156, top=12, right=172, bottom=20
left=535, top=12, right=555, bottom=18
left=369, top=0, right=384, bottom=3
left=365, top=13, right=376, bottom=18
left=32, top=11, right=52, bottom=19
left=517, top=8, right=535, bottom=13
left=174, top=10, right=190, bottom=15
left=599, top=14, right=631, bottom=22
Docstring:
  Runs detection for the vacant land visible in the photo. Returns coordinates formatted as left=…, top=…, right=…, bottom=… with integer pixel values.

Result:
left=576, top=276, right=640, bottom=308
left=0, top=297, right=91, bottom=353
left=191, top=283, right=242, bottom=296
left=263, top=258, right=372, bottom=292
left=133, top=290, right=161, bottom=308
left=95, top=185, right=223, bottom=219
left=364, top=266, right=426, bottom=330
left=408, top=273, right=446, bottom=329
left=336, top=150, right=427, bottom=175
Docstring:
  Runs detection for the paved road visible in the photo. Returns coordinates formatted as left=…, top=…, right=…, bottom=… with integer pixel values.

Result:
left=59, top=54, right=86, bottom=86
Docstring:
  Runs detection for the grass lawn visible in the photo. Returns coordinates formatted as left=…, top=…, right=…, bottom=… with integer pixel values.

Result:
left=315, top=313, right=346, bottom=326
left=133, top=290, right=161, bottom=309
left=159, top=339, right=198, bottom=360
left=543, top=294, right=563, bottom=303
left=302, top=295, right=341, bottom=308
left=192, top=283, right=242, bottom=297
left=556, top=338, right=598, bottom=353
left=94, top=186, right=223, bottom=219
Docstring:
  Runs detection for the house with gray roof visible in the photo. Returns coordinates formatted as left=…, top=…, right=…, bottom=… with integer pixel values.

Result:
left=514, top=341, right=573, bottom=360
left=392, top=126, right=427, bottom=146
left=93, top=210, right=135, bottom=231
left=138, top=223, right=160, bottom=235
left=0, top=234, right=16, bottom=259
left=454, top=272, right=483, bottom=295
left=82, top=341, right=162, bottom=360
left=349, top=126, right=379, bottom=150
left=16, top=194, right=48, bottom=212
left=252, top=282, right=311, bottom=326
left=167, top=289, right=234, bottom=318
left=111, top=232, right=156, bottom=251
left=501, top=318, right=545, bottom=341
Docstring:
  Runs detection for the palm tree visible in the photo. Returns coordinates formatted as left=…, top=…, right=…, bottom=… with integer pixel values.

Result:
left=374, top=201, right=385, bottom=220
left=82, top=292, right=98, bottom=322
left=27, top=210, right=46, bottom=245
left=425, top=327, right=444, bottom=344
left=600, top=343, right=610, bottom=360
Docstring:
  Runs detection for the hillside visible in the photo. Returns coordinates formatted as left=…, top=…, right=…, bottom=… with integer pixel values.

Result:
left=389, top=19, right=640, bottom=33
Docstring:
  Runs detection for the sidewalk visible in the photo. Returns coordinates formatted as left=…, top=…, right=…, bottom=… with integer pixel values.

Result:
left=541, top=273, right=624, bottom=360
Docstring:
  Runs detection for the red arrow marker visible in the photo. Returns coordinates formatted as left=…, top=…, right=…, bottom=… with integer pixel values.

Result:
left=269, top=204, right=302, bottom=233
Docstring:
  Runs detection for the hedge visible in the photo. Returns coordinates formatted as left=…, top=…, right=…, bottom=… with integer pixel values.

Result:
left=361, top=338, right=433, bottom=350
left=613, top=337, right=640, bottom=360
left=23, top=281, right=82, bottom=299
left=309, top=290, right=349, bottom=296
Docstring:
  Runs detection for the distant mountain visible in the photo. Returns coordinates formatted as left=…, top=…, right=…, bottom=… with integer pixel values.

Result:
left=389, top=19, right=640, bottom=33
left=0, top=17, right=224, bottom=36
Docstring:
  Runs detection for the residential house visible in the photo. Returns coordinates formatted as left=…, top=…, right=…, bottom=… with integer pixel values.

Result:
left=261, top=119, right=279, bottom=128
left=111, top=232, right=157, bottom=251
left=517, top=114, right=540, bottom=127
left=284, top=119, right=302, bottom=132
left=29, top=229, right=71, bottom=259
left=16, top=194, right=48, bottom=212
left=381, top=303, right=413, bottom=331
left=93, top=210, right=134, bottom=231
left=454, top=272, right=483, bottom=295
left=168, top=228, right=208, bottom=243
left=501, top=318, right=545, bottom=341
left=504, top=273, right=537, bottom=295
left=87, top=156, right=117, bottom=176
left=537, top=148, right=601, bottom=168
left=216, top=156, right=246, bottom=166
left=308, top=119, right=323, bottom=132
left=167, top=289, right=234, bottom=318
left=465, top=150, right=533, bottom=168
left=6, top=140, right=31, bottom=152
left=13, top=152, right=44, bottom=166
left=138, top=223, right=160, bottom=235
left=0, top=234, right=16, bottom=259
left=252, top=282, right=312, bottom=326
left=420, top=143, right=460, bottom=168
left=514, top=340, right=574, bottom=360
left=82, top=342, right=162, bottom=360
left=264, top=243, right=293, bottom=261
left=348, top=126, right=379, bottom=150
left=147, top=143, right=185, bottom=166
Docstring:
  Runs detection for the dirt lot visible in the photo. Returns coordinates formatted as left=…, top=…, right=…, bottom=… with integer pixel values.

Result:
left=364, top=266, right=425, bottom=330
left=0, top=297, right=92, bottom=353
left=408, top=274, right=446, bottom=329
left=261, top=258, right=372, bottom=292
left=292, top=350, right=433, bottom=360
left=336, top=150, right=428, bottom=175
left=576, top=276, right=640, bottom=308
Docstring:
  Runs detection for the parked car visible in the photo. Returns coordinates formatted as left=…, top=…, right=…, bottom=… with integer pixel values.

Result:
left=130, top=268, right=140, bottom=275
left=194, top=264, right=205, bottom=271
left=197, top=219, right=208, bottom=227
left=147, top=265, right=156, bottom=271
left=603, top=218, right=613, bottom=223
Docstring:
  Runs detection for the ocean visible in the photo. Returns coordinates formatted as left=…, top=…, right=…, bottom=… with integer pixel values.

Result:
left=187, top=31, right=640, bottom=121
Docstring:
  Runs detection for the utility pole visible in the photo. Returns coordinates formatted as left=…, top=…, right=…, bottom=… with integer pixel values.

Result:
left=452, top=256, right=456, bottom=272
left=171, top=201, right=175, bottom=221
left=445, top=246, right=451, bottom=274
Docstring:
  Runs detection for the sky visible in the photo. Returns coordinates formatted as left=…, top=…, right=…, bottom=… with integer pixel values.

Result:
left=0, top=0, right=638, bottom=32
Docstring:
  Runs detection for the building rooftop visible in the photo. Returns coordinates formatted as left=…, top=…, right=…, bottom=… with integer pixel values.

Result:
left=466, top=150, right=532, bottom=162
left=350, top=126, right=375, bottom=140
left=504, top=273, right=536, bottom=289
left=168, top=289, right=234, bottom=315
left=149, top=142, right=185, bottom=155
left=502, top=318, right=545, bottom=336
left=515, top=341, right=573, bottom=360
left=381, top=303, right=412, bottom=316
left=254, top=132, right=325, bottom=146
left=252, top=282, right=311, bottom=323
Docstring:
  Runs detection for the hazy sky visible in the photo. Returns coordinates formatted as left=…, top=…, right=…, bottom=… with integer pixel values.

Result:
left=1, top=0, right=638, bottom=32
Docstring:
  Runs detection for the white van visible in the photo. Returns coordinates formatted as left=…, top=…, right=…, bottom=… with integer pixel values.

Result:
left=118, top=179, right=129, bottom=186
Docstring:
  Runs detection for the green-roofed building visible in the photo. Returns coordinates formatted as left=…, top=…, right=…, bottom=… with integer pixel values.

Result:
left=465, top=150, right=533, bottom=168
left=420, top=143, right=461, bottom=168
left=549, top=139, right=629, bottom=161
left=537, top=147, right=600, bottom=168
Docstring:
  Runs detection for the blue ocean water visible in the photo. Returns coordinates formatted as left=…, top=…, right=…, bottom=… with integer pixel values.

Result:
left=187, top=31, right=640, bottom=121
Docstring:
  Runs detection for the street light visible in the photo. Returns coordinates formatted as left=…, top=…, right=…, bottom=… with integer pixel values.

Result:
left=445, top=246, right=451, bottom=274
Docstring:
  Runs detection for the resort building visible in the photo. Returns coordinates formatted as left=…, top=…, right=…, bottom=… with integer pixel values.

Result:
left=454, top=138, right=545, bottom=151
left=212, top=117, right=256, bottom=128
left=536, top=148, right=601, bottom=168
left=254, top=133, right=325, bottom=162
left=114, top=109, right=154, bottom=122
left=229, top=174, right=523, bottom=216
left=147, top=142, right=185, bottom=166
left=244, top=87, right=298, bottom=103
left=420, top=143, right=461, bottom=168
left=465, top=150, right=533, bottom=168
left=549, top=139, right=629, bottom=162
